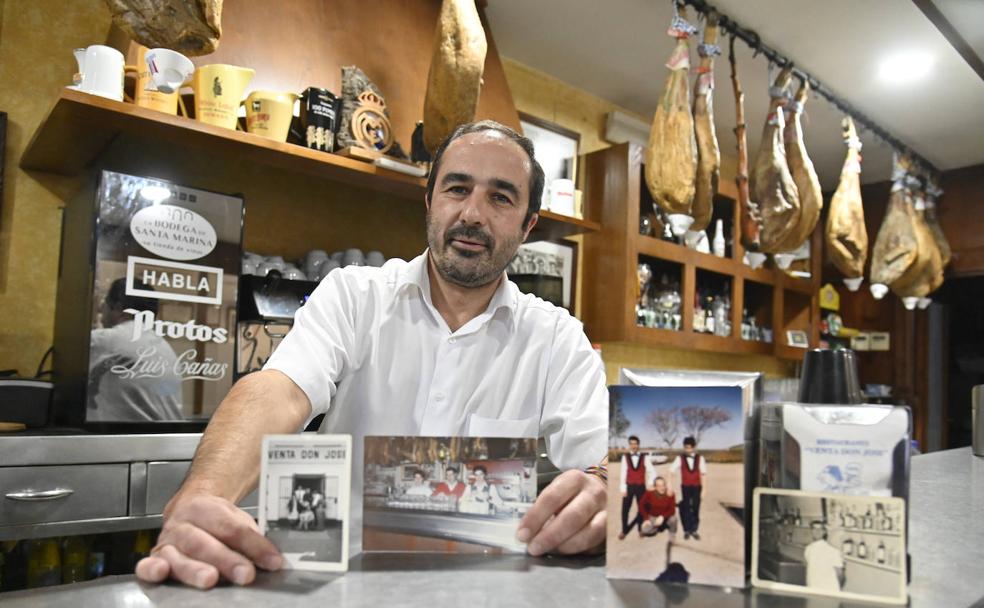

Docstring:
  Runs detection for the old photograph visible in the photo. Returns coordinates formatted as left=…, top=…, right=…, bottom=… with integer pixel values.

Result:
left=363, top=436, right=538, bottom=553
left=259, top=434, right=351, bottom=572
left=607, top=385, right=747, bottom=587
left=752, top=488, right=907, bottom=605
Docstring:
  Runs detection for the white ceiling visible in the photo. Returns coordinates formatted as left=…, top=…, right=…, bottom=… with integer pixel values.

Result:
left=486, top=0, right=984, bottom=189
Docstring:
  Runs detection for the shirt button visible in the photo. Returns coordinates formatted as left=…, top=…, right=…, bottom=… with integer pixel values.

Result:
left=434, top=393, right=445, bottom=402
left=448, top=337, right=456, bottom=344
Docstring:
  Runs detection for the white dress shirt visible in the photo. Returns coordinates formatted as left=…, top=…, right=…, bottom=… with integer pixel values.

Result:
left=265, top=251, right=607, bottom=553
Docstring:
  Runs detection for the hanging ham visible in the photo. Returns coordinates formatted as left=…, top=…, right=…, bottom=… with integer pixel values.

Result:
left=924, top=180, right=952, bottom=267
left=752, top=66, right=800, bottom=253
left=890, top=185, right=942, bottom=298
left=690, top=13, right=721, bottom=232
left=645, top=17, right=697, bottom=216
left=825, top=117, right=868, bottom=279
left=776, top=80, right=823, bottom=252
left=423, top=0, right=488, bottom=153
left=729, top=36, right=760, bottom=251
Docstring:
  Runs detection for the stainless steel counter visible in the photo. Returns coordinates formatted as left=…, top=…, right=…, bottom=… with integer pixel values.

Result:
left=3, top=447, right=983, bottom=607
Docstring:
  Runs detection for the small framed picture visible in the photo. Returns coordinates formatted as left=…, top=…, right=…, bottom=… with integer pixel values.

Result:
left=786, top=330, right=809, bottom=348
left=508, top=239, right=577, bottom=311
left=519, top=112, right=579, bottom=186
left=259, top=434, right=351, bottom=572
left=363, top=436, right=538, bottom=553
left=752, top=488, right=907, bottom=605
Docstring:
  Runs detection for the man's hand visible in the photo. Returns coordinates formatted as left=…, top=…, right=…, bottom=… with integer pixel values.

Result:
left=621, top=490, right=627, bottom=498
left=516, top=470, right=606, bottom=556
left=135, top=492, right=284, bottom=589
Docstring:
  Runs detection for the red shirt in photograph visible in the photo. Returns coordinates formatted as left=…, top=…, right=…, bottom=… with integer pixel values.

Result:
left=431, top=481, right=466, bottom=498
left=640, top=490, right=676, bottom=520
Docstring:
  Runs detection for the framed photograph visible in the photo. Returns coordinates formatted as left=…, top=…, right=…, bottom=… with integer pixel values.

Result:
left=259, top=434, right=351, bottom=572
left=606, top=385, right=748, bottom=588
left=786, top=330, right=809, bottom=348
left=509, top=239, right=577, bottom=311
left=519, top=112, right=580, bottom=186
left=363, top=436, right=538, bottom=554
left=752, top=488, right=907, bottom=605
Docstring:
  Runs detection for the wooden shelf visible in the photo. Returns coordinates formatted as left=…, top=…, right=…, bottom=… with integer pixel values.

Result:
left=20, top=89, right=599, bottom=242
left=581, top=142, right=820, bottom=358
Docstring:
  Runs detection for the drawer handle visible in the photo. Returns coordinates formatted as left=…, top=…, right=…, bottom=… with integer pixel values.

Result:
left=5, top=488, right=75, bottom=501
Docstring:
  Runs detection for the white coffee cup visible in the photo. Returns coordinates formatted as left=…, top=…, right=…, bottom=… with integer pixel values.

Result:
left=283, top=265, right=307, bottom=281
left=547, top=178, right=575, bottom=216
left=77, top=45, right=125, bottom=101
left=366, top=251, right=386, bottom=267
left=144, top=48, right=195, bottom=94
left=342, top=248, right=365, bottom=267
left=316, top=260, right=341, bottom=281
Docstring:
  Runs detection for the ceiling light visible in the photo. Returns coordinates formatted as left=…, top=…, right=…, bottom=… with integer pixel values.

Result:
left=878, top=52, right=934, bottom=83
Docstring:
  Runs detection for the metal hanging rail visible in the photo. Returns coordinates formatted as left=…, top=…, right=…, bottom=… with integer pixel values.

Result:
left=680, top=0, right=941, bottom=180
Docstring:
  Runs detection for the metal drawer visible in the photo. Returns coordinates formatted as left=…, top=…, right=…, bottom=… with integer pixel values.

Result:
left=130, top=461, right=259, bottom=516
left=1, top=464, right=129, bottom=525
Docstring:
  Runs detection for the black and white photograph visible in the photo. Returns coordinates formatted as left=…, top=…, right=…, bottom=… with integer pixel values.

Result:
left=508, top=240, right=576, bottom=311
left=259, top=434, right=351, bottom=572
left=752, top=488, right=907, bottom=605
left=363, top=436, right=538, bottom=553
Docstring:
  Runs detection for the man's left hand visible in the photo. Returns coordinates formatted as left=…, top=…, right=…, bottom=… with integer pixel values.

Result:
left=516, top=470, right=606, bottom=556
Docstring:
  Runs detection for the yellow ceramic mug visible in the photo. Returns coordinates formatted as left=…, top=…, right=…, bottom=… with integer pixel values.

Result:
left=244, top=91, right=298, bottom=142
left=192, top=64, right=255, bottom=130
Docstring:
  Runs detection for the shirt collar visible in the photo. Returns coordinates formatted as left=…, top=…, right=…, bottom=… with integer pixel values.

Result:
left=397, top=250, right=518, bottom=329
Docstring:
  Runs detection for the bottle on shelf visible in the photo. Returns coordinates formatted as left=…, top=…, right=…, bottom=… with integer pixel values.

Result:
left=863, top=507, right=874, bottom=530
left=712, top=219, right=726, bottom=257
left=25, top=539, right=61, bottom=588
left=842, top=537, right=854, bottom=557
left=844, top=507, right=857, bottom=529
left=794, top=508, right=801, bottom=527
left=876, top=541, right=886, bottom=565
left=694, top=292, right=705, bottom=333
left=857, top=539, right=868, bottom=560
left=61, top=536, right=89, bottom=584
left=705, top=305, right=715, bottom=335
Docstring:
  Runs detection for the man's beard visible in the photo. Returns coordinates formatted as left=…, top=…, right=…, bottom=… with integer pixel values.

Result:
left=426, top=211, right=524, bottom=288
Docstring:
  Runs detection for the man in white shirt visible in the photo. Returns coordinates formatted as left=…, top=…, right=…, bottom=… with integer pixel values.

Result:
left=803, top=521, right=845, bottom=591
left=87, top=278, right=183, bottom=422
left=617, top=435, right=653, bottom=539
left=136, top=120, right=608, bottom=589
left=404, top=470, right=434, bottom=497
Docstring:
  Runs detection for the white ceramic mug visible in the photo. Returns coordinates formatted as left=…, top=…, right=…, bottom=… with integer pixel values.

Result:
left=547, top=178, right=575, bottom=216
left=77, top=45, right=125, bottom=101
left=366, top=251, right=386, bottom=267
left=144, top=48, right=195, bottom=94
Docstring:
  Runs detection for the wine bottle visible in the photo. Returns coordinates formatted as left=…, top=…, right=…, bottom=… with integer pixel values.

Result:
left=857, top=539, right=868, bottom=559
left=876, top=541, right=886, bottom=564
left=60, top=536, right=89, bottom=584
left=25, top=539, right=61, bottom=588
left=863, top=508, right=873, bottom=530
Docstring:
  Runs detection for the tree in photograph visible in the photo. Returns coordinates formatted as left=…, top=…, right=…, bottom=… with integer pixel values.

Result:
left=609, top=390, right=631, bottom=439
left=679, top=405, right=732, bottom=445
left=647, top=406, right=681, bottom=448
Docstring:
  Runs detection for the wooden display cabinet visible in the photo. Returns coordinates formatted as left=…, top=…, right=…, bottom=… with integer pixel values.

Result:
left=581, top=143, right=820, bottom=359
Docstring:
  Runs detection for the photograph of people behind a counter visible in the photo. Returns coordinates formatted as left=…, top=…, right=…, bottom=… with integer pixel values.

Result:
left=607, top=385, right=746, bottom=587
left=507, top=240, right=575, bottom=311
left=363, top=436, right=538, bottom=553
left=259, top=434, right=351, bottom=572
left=752, top=488, right=907, bottom=605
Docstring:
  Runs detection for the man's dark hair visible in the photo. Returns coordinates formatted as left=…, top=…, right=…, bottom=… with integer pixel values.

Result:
left=425, top=120, right=545, bottom=230
left=446, top=466, right=459, bottom=475
left=683, top=436, right=696, bottom=448
left=628, top=435, right=640, bottom=444
left=413, top=469, right=426, bottom=479
left=472, top=464, right=488, bottom=476
left=106, top=277, right=158, bottom=315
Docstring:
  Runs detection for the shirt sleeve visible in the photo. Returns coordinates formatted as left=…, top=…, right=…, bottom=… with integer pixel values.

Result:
left=619, top=454, right=627, bottom=493
left=699, top=456, right=708, bottom=474
left=539, top=315, right=608, bottom=471
left=669, top=456, right=681, bottom=474
left=263, top=268, right=363, bottom=425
